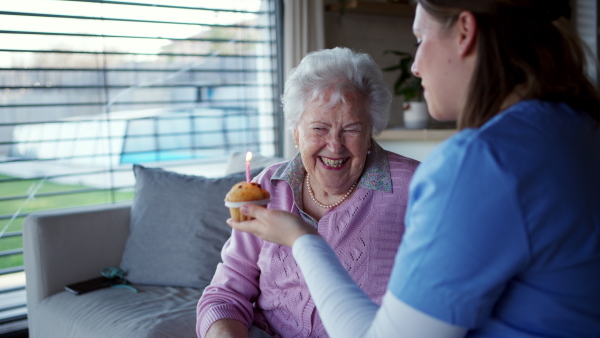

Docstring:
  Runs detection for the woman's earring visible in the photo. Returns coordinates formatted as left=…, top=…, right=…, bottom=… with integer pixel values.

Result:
left=367, top=149, right=371, bottom=155
left=294, top=144, right=298, bottom=149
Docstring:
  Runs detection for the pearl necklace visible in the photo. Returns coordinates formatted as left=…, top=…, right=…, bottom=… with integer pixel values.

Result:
left=305, top=173, right=358, bottom=209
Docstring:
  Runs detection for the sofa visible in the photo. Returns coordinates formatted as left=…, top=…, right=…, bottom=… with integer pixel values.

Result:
left=23, top=153, right=283, bottom=338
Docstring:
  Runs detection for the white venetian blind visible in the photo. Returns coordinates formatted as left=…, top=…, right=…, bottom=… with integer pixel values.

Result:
left=0, top=0, right=283, bottom=327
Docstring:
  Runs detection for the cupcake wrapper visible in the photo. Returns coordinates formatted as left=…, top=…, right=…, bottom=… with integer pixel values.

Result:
left=224, top=198, right=270, bottom=208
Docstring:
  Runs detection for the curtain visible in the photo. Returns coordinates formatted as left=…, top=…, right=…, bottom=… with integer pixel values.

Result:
left=283, top=0, right=325, bottom=157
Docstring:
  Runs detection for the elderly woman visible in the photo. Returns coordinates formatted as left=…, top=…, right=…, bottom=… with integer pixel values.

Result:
left=196, top=47, right=419, bottom=338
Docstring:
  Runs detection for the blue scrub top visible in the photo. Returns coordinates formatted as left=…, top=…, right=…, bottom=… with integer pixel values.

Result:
left=389, top=100, right=600, bottom=337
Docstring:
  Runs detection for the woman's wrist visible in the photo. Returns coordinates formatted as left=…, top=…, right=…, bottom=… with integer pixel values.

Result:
left=205, top=319, right=248, bottom=338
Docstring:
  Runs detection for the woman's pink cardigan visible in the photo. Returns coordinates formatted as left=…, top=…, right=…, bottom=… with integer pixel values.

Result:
left=197, top=151, right=419, bottom=337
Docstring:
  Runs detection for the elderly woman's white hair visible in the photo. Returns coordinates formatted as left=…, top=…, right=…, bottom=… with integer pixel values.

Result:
left=282, top=47, right=392, bottom=135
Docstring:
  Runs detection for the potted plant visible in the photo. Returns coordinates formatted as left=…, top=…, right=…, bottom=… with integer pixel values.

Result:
left=382, top=50, right=429, bottom=128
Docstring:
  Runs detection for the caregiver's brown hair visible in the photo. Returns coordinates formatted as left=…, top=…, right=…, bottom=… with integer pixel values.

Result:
left=416, top=0, right=600, bottom=129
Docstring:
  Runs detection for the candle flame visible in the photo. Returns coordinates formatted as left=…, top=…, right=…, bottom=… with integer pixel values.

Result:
left=246, top=151, right=253, bottom=162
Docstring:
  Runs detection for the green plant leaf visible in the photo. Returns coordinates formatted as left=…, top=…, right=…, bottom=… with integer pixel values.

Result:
left=382, top=49, right=423, bottom=102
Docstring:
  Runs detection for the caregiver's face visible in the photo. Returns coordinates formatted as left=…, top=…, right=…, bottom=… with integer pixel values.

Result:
left=412, top=4, right=474, bottom=121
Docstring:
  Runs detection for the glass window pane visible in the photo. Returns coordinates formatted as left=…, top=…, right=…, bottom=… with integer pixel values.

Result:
left=0, top=0, right=282, bottom=323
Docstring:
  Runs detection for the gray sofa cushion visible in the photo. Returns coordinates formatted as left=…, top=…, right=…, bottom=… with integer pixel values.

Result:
left=120, top=164, right=263, bottom=288
left=33, top=286, right=203, bottom=338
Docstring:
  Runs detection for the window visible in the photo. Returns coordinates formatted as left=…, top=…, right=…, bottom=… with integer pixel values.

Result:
left=0, top=0, right=283, bottom=327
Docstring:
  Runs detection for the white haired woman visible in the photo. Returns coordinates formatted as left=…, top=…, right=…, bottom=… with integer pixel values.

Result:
left=196, top=47, right=420, bottom=338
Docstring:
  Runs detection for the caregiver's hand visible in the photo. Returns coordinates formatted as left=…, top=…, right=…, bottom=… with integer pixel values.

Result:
left=226, top=204, right=318, bottom=247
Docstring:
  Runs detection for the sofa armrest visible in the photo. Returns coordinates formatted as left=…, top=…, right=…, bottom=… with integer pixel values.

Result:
left=23, top=202, right=132, bottom=321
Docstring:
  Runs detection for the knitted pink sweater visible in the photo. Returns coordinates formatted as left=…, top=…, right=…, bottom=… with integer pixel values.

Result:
left=197, top=151, right=419, bottom=338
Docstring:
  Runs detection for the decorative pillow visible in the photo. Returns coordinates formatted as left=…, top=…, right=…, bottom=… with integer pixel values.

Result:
left=120, top=164, right=264, bottom=288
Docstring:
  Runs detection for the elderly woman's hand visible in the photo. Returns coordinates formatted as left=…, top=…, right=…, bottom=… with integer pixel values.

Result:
left=226, top=204, right=318, bottom=247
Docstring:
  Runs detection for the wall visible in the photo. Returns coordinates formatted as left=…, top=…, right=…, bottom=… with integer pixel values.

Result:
left=376, top=140, right=439, bottom=162
left=324, top=8, right=416, bottom=127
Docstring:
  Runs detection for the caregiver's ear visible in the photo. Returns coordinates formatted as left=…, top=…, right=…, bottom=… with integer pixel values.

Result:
left=457, top=11, right=478, bottom=57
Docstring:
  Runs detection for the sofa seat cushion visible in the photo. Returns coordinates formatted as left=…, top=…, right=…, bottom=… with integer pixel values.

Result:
left=32, top=286, right=203, bottom=338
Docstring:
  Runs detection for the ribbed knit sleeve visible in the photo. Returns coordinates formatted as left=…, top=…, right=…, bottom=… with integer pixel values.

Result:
left=196, top=230, right=264, bottom=337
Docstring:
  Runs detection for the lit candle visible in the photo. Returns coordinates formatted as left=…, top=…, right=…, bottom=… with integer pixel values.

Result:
left=246, top=151, right=253, bottom=183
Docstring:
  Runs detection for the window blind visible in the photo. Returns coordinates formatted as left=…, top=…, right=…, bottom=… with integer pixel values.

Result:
left=0, top=0, right=283, bottom=326
left=573, top=0, right=598, bottom=85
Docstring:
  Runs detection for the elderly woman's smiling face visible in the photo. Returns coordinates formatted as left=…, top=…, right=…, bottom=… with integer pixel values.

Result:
left=294, top=89, right=372, bottom=196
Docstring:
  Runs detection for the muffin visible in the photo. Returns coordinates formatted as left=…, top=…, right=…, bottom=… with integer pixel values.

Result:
left=224, top=182, right=270, bottom=221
